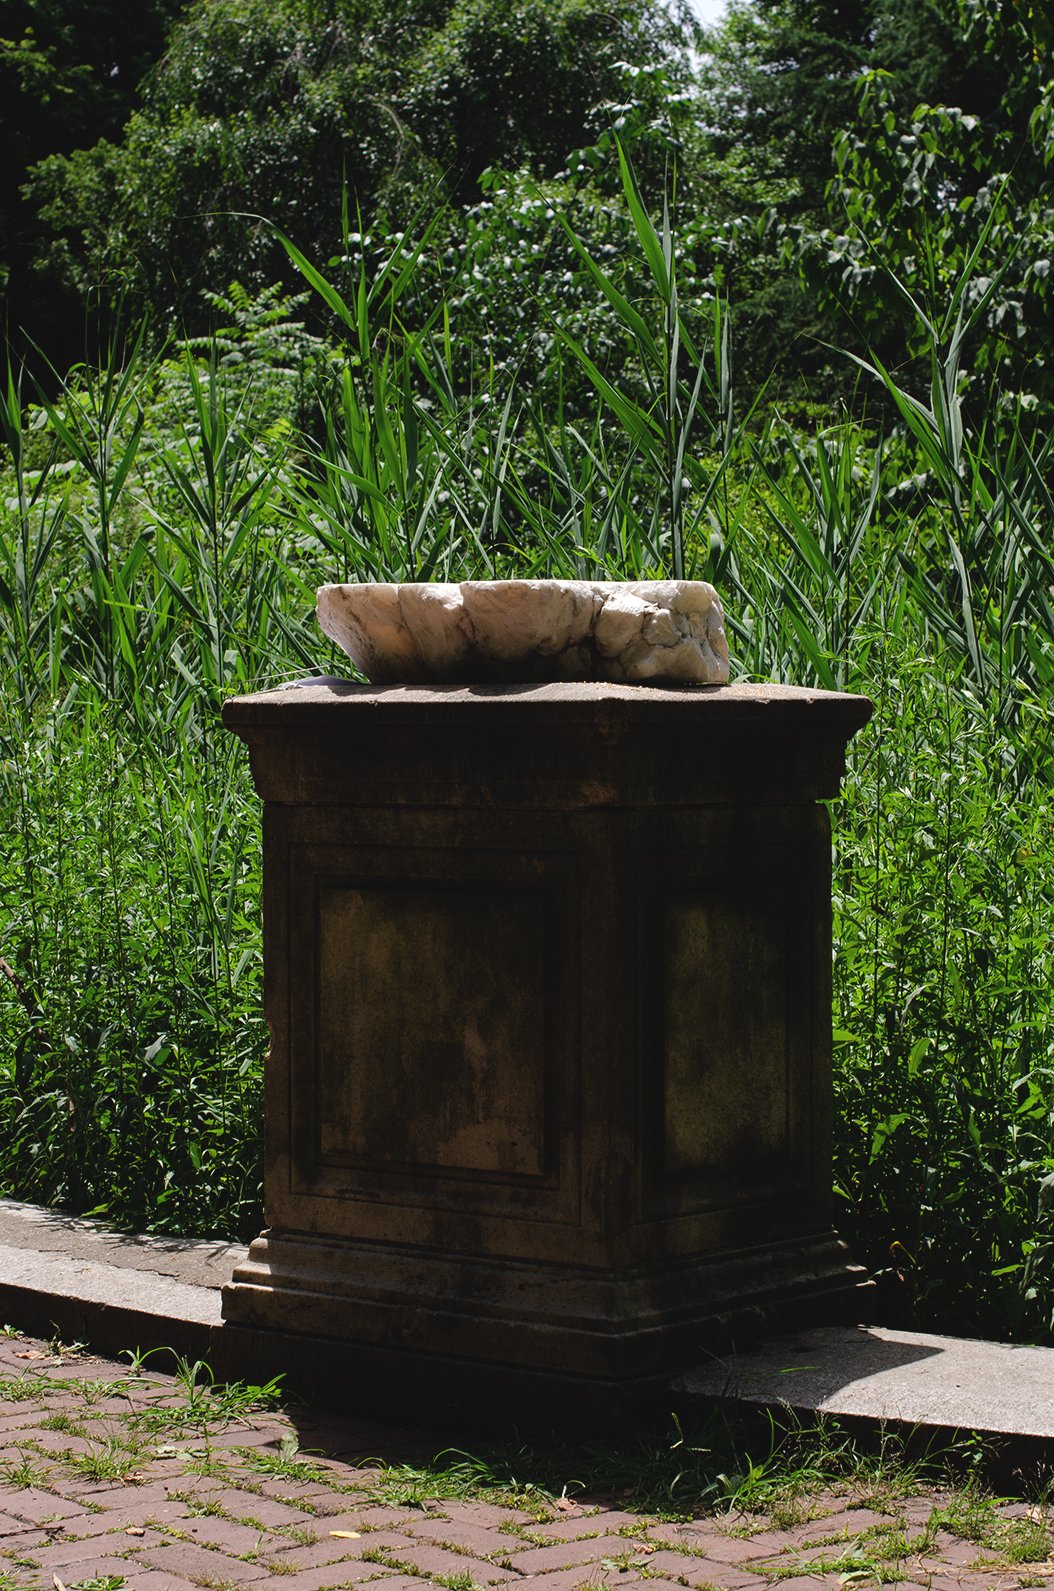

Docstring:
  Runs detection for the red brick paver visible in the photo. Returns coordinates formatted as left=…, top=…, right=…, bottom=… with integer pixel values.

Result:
left=0, top=1331, right=1048, bottom=1590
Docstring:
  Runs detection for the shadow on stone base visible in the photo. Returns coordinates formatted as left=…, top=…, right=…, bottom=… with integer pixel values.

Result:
left=218, top=1231, right=872, bottom=1426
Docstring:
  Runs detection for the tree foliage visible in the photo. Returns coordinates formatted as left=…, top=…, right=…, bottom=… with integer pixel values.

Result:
left=1, top=0, right=186, bottom=360
left=23, top=0, right=688, bottom=339
left=683, top=0, right=1053, bottom=404
left=806, top=25, right=1051, bottom=407
left=7, top=0, right=1054, bottom=412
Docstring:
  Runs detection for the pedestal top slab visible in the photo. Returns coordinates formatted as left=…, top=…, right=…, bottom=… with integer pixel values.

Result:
left=223, top=679, right=872, bottom=809
left=225, top=677, right=872, bottom=725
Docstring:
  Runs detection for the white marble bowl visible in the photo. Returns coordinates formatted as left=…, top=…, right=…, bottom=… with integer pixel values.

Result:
left=316, top=578, right=730, bottom=685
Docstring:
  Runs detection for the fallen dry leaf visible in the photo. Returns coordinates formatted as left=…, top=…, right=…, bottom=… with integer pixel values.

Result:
left=329, top=1530, right=361, bottom=1539
left=53, top=1577, right=69, bottom=1591
left=554, top=1494, right=579, bottom=1515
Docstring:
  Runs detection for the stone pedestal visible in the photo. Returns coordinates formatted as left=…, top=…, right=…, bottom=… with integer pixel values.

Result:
left=221, top=680, right=872, bottom=1412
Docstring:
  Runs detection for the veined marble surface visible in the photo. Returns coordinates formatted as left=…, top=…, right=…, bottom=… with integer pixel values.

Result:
left=316, top=579, right=730, bottom=685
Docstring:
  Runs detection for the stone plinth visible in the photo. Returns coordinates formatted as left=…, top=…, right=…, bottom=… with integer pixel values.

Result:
left=221, top=680, right=872, bottom=1413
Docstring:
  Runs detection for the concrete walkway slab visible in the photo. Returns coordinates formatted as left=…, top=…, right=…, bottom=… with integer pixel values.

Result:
left=0, top=1199, right=245, bottom=1287
left=0, top=1199, right=244, bottom=1360
left=678, top=1323, right=1054, bottom=1440
left=2, top=1200, right=1054, bottom=1442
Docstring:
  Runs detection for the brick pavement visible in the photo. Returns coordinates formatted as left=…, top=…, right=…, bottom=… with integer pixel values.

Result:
left=0, top=1331, right=1048, bottom=1591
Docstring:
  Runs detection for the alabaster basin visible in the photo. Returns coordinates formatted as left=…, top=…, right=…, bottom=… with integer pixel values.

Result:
left=316, top=578, right=730, bottom=685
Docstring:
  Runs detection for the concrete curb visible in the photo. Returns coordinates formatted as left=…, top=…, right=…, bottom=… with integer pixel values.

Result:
left=0, top=1199, right=238, bottom=1362
left=3, top=1199, right=1054, bottom=1442
left=677, top=1322, right=1054, bottom=1442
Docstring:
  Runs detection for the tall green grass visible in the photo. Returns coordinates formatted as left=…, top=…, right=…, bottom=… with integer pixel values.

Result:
left=0, top=342, right=281, bottom=1235
left=833, top=647, right=1054, bottom=1339
left=0, top=183, right=1052, bottom=1336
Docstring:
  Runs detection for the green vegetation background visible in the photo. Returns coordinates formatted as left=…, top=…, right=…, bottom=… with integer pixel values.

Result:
left=1, top=0, right=1053, bottom=1344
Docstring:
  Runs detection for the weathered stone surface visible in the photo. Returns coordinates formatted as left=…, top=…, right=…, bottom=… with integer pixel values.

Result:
left=0, top=1198, right=242, bottom=1286
left=316, top=578, right=730, bottom=684
left=0, top=1198, right=233, bottom=1358
left=678, top=1323, right=1054, bottom=1439
left=221, top=681, right=872, bottom=1413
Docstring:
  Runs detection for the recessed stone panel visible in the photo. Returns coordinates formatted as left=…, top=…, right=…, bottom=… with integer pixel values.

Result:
left=661, top=885, right=789, bottom=1174
left=317, top=884, right=547, bottom=1178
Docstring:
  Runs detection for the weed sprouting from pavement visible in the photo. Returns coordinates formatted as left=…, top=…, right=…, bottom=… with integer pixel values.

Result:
left=432, top=1572, right=485, bottom=1591
left=0, top=1449, right=53, bottom=1488
left=119, top=1347, right=284, bottom=1441
left=65, top=1435, right=145, bottom=1483
left=40, top=1410, right=91, bottom=1437
left=243, top=1434, right=327, bottom=1483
